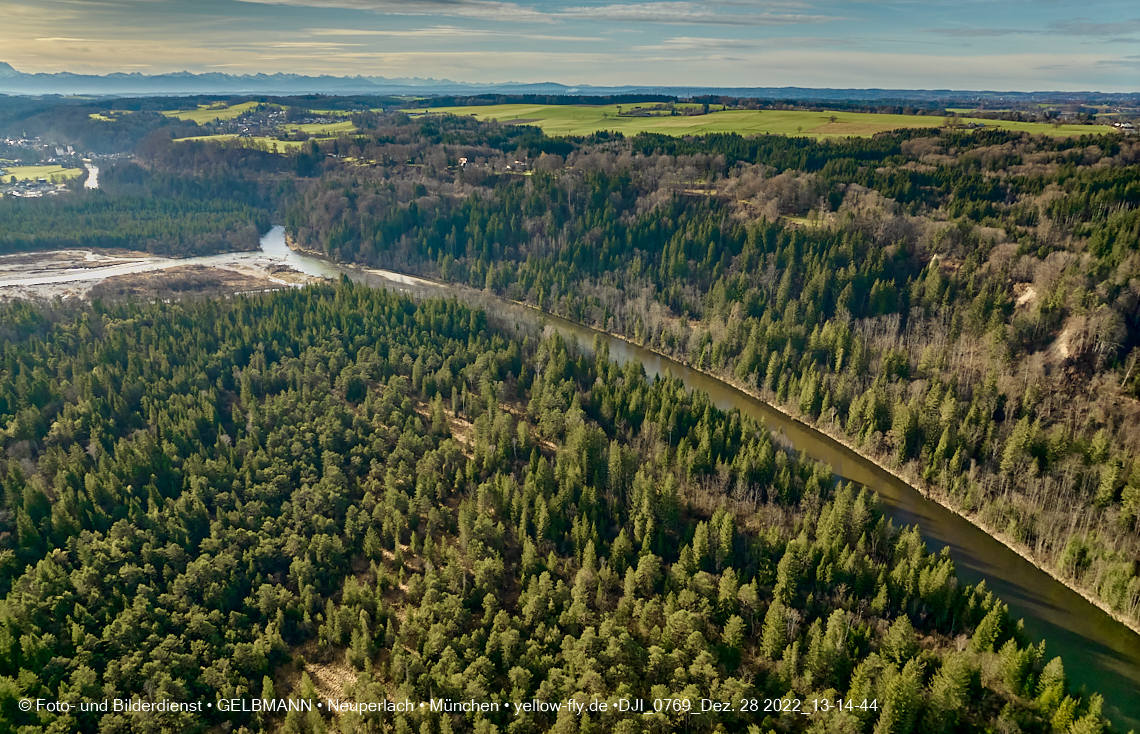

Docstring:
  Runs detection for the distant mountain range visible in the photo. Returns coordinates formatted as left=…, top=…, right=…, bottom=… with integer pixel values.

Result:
left=0, top=61, right=1135, bottom=104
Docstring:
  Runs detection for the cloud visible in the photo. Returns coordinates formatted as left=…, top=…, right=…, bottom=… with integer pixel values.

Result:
left=925, top=17, right=1140, bottom=40
left=234, top=0, right=552, bottom=22
left=1095, top=55, right=1140, bottom=70
left=556, top=2, right=835, bottom=25
left=636, top=35, right=850, bottom=51
left=924, top=28, right=1031, bottom=38
left=1048, top=17, right=1140, bottom=36
left=304, top=26, right=602, bottom=41
left=255, top=41, right=364, bottom=47
left=645, top=36, right=761, bottom=50
left=36, top=37, right=89, bottom=41
left=305, top=28, right=403, bottom=35
left=237, top=0, right=835, bottom=25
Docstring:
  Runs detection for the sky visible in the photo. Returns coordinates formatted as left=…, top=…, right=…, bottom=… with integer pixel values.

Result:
left=4, top=0, right=1139, bottom=91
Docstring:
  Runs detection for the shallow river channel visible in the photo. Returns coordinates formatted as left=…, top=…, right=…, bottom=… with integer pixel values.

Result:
left=10, top=226, right=1140, bottom=730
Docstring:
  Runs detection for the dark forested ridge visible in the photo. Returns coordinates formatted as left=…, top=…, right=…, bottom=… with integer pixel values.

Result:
left=282, top=118, right=1140, bottom=633
left=0, top=284, right=1114, bottom=733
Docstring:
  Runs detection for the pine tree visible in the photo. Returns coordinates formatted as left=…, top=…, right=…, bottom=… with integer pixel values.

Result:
left=723, top=615, right=745, bottom=665
left=610, top=529, right=632, bottom=575
left=874, top=658, right=924, bottom=734
left=364, top=526, right=381, bottom=560
left=971, top=604, right=1005, bottom=653
left=923, top=653, right=972, bottom=733
left=716, top=514, right=734, bottom=571
left=692, top=522, right=710, bottom=570
left=881, top=616, right=918, bottom=665
left=718, top=568, right=739, bottom=616
left=761, top=600, right=788, bottom=659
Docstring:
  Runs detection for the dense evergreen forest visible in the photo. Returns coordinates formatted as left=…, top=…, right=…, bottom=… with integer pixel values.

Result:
left=4, top=101, right=1139, bottom=732
left=0, top=284, right=1114, bottom=733
left=0, top=156, right=280, bottom=256
left=280, top=117, right=1140, bottom=632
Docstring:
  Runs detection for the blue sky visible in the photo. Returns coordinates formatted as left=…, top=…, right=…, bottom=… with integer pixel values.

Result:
left=7, top=0, right=1139, bottom=90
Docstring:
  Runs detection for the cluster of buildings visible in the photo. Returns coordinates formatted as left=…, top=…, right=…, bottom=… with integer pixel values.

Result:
left=3, top=135, right=79, bottom=162
left=215, top=107, right=287, bottom=138
left=215, top=107, right=342, bottom=140
left=0, top=177, right=68, bottom=198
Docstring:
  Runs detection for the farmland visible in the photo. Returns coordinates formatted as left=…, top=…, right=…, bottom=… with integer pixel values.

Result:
left=282, top=120, right=356, bottom=135
left=410, top=103, right=1109, bottom=138
left=0, top=164, right=85, bottom=181
left=168, top=133, right=337, bottom=151
left=162, top=101, right=262, bottom=124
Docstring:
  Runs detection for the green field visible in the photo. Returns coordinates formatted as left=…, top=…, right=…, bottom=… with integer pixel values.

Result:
left=409, top=103, right=1109, bottom=138
left=283, top=120, right=356, bottom=135
left=944, top=108, right=1014, bottom=114
left=1, top=165, right=85, bottom=181
left=173, top=134, right=337, bottom=152
left=163, top=101, right=263, bottom=124
left=89, top=111, right=134, bottom=122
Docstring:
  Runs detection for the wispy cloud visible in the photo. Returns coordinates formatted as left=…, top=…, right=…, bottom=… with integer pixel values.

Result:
left=925, top=16, right=1140, bottom=40
left=1048, top=17, right=1140, bottom=36
left=237, top=0, right=835, bottom=25
left=556, top=2, right=835, bottom=25
left=304, top=26, right=602, bottom=41
left=643, top=36, right=762, bottom=50
left=5, top=0, right=1137, bottom=90
left=275, top=42, right=363, bottom=47
left=1095, top=55, right=1140, bottom=70
left=924, top=28, right=1030, bottom=38
left=234, top=0, right=552, bottom=22
left=636, top=35, right=850, bottom=51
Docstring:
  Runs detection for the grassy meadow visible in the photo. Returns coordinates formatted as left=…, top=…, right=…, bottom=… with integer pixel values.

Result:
left=172, top=134, right=341, bottom=152
left=409, top=103, right=1110, bottom=138
left=163, top=101, right=263, bottom=124
left=1, top=165, right=86, bottom=181
left=282, top=120, right=356, bottom=135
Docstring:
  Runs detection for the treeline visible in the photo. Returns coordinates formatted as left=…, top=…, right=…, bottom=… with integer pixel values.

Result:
left=0, top=153, right=283, bottom=257
left=0, top=191, right=267, bottom=256
left=414, top=94, right=677, bottom=108
left=264, top=94, right=402, bottom=112
left=687, top=96, right=946, bottom=116
left=0, top=101, right=199, bottom=154
left=285, top=117, right=1140, bottom=628
left=0, top=284, right=1112, bottom=733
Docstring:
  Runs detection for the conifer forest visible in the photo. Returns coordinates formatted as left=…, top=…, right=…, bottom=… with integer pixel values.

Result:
left=1, top=98, right=1138, bottom=734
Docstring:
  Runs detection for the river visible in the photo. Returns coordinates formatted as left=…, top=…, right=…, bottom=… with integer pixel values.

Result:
left=7, top=226, right=1140, bottom=730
